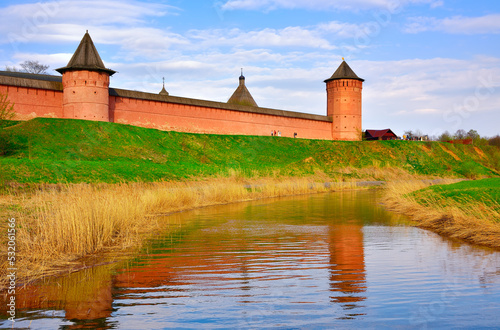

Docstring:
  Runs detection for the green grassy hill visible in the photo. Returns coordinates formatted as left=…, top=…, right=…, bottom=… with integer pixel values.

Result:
left=1, top=118, right=499, bottom=184
left=413, top=178, right=500, bottom=208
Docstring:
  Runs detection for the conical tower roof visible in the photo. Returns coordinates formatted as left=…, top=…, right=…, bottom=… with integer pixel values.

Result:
left=159, top=85, right=169, bottom=96
left=56, top=31, right=116, bottom=76
left=159, top=77, right=169, bottom=96
left=324, top=60, right=364, bottom=82
left=227, top=72, right=258, bottom=107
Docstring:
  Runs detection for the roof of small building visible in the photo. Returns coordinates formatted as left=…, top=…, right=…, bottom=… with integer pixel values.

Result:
left=227, top=74, right=258, bottom=107
left=324, top=60, right=364, bottom=83
left=365, top=129, right=397, bottom=138
left=56, top=31, right=116, bottom=76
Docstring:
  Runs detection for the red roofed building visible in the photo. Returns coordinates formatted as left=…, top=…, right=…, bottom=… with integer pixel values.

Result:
left=364, top=129, right=398, bottom=141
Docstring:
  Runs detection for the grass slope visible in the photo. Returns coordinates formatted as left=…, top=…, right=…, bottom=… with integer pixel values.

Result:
left=413, top=178, right=500, bottom=209
left=1, top=118, right=499, bottom=184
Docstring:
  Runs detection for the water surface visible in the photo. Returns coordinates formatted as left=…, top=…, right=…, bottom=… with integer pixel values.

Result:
left=2, top=190, right=499, bottom=329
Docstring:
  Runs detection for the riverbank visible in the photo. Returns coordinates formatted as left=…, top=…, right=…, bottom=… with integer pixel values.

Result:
left=382, top=178, right=500, bottom=249
left=1, top=175, right=390, bottom=287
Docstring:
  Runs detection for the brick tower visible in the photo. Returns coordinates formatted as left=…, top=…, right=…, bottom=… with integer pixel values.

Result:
left=325, top=60, right=364, bottom=141
left=56, top=31, right=115, bottom=121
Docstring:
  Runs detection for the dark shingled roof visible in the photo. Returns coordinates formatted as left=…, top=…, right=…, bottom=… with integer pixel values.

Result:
left=0, top=70, right=62, bottom=82
left=0, top=70, right=63, bottom=91
left=56, top=31, right=116, bottom=76
left=227, top=74, right=258, bottom=107
left=110, top=88, right=330, bottom=122
left=324, top=60, right=364, bottom=83
left=0, top=70, right=331, bottom=123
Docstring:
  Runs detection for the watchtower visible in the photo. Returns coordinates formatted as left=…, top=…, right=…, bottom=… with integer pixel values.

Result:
left=325, top=60, right=364, bottom=141
left=56, top=31, right=115, bottom=121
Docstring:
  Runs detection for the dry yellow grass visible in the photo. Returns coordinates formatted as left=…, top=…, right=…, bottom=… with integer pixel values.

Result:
left=0, top=176, right=372, bottom=287
left=382, top=180, right=500, bottom=249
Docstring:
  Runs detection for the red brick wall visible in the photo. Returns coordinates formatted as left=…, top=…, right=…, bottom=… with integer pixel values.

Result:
left=110, top=95, right=333, bottom=140
left=326, top=79, right=362, bottom=141
left=0, top=85, right=63, bottom=120
left=1, top=80, right=334, bottom=140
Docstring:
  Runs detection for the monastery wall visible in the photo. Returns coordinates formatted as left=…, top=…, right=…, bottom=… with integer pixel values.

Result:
left=0, top=76, right=63, bottom=120
left=109, top=89, right=333, bottom=140
left=0, top=32, right=365, bottom=142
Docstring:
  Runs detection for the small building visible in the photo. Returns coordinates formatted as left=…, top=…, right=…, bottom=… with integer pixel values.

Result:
left=364, top=129, right=398, bottom=141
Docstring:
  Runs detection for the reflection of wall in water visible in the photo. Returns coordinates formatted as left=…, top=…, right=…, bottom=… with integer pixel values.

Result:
left=328, top=223, right=366, bottom=310
left=0, top=265, right=114, bottom=328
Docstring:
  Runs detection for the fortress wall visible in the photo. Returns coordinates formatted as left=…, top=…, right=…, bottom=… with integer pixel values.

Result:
left=110, top=95, right=333, bottom=140
left=0, top=84, right=63, bottom=120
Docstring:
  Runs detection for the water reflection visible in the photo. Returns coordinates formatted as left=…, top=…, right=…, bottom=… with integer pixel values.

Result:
left=328, top=224, right=366, bottom=310
left=2, top=265, right=116, bottom=329
left=2, top=190, right=499, bottom=329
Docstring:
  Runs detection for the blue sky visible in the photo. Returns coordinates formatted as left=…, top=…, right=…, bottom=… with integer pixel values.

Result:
left=1, top=0, right=499, bottom=137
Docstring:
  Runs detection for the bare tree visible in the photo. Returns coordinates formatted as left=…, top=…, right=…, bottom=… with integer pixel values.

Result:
left=5, top=60, right=49, bottom=74
left=489, top=135, right=500, bottom=147
left=438, top=131, right=452, bottom=142
left=403, top=130, right=413, bottom=140
left=20, top=60, right=49, bottom=74
left=466, top=129, right=480, bottom=141
left=4, top=65, right=19, bottom=72
left=454, top=129, right=467, bottom=140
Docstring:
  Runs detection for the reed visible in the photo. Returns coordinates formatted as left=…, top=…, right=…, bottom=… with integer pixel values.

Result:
left=0, top=176, right=372, bottom=286
left=382, top=180, right=500, bottom=249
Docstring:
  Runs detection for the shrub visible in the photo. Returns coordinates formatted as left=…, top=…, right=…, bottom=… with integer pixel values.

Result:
left=0, top=92, right=15, bottom=126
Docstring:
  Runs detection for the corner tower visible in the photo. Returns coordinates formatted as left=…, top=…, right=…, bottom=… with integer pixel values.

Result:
left=56, top=31, right=116, bottom=121
left=325, top=60, right=364, bottom=141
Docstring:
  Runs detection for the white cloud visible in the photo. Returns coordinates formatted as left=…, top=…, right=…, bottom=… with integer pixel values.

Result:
left=405, top=14, right=500, bottom=34
left=220, top=0, right=443, bottom=12
left=188, top=26, right=334, bottom=50
left=0, top=0, right=179, bottom=44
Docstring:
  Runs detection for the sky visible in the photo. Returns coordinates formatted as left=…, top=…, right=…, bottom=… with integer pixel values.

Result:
left=1, top=0, right=499, bottom=138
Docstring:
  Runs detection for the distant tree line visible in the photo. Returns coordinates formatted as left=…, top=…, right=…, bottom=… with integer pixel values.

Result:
left=405, top=128, right=499, bottom=146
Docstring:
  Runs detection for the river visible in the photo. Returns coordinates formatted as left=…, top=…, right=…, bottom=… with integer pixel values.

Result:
left=1, top=189, right=499, bottom=329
